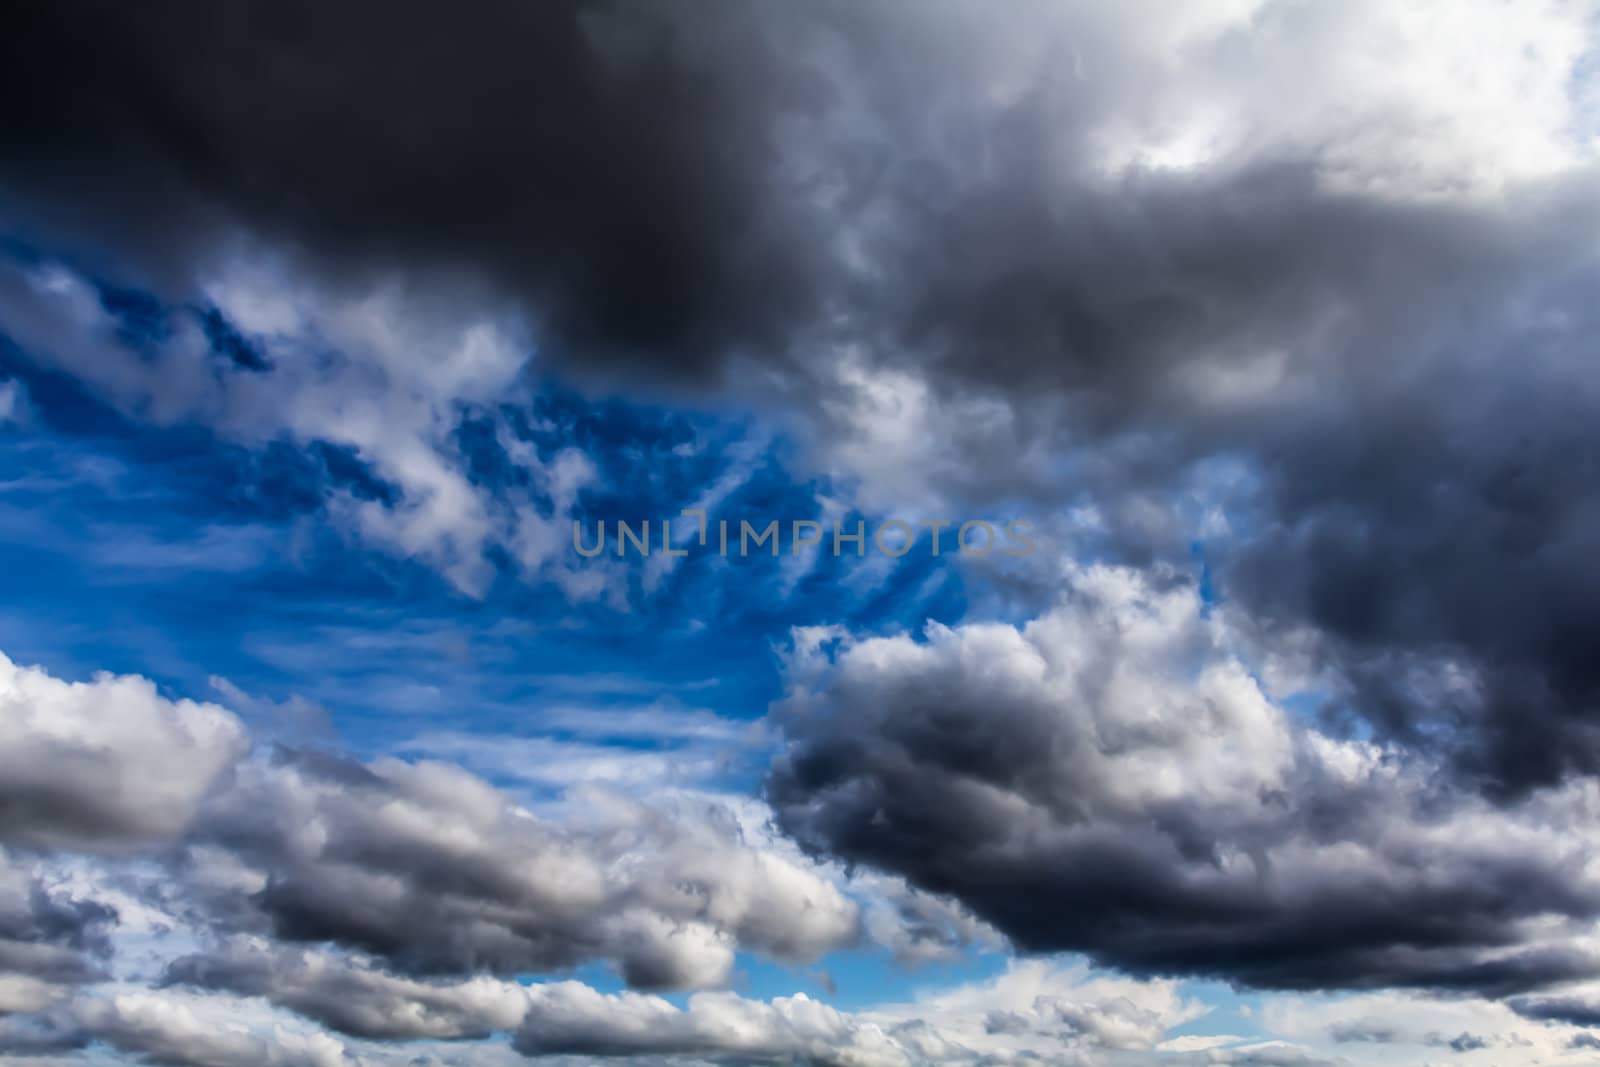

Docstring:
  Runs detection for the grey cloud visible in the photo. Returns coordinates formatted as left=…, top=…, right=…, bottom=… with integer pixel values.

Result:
left=510, top=961, right=1195, bottom=1064
left=6, top=0, right=1600, bottom=798
left=1509, top=993, right=1600, bottom=1028
left=0, top=649, right=915, bottom=1064
left=0, top=652, right=247, bottom=851
left=0, top=649, right=857, bottom=999
left=1210, top=1049, right=1339, bottom=1067
left=144, top=944, right=1211, bottom=1065
left=1438, top=1032, right=1489, bottom=1053
left=64, top=993, right=355, bottom=1067
left=855, top=873, right=1005, bottom=966
left=768, top=563, right=1600, bottom=993
left=0, top=852, right=116, bottom=999
left=162, top=942, right=525, bottom=1041
left=0, top=0, right=831, bottom=388
left=0, top=1012, right=89, bottom=1057
left=156, top=955, right=925, bottom=1066
left=511, top=983, right=908, bottom=1065
left=186, top=749, right=857, bottom=986
left=1327, top=1023, right=1398, bottom=1045
left=816, top=75, right=1600, bottom=797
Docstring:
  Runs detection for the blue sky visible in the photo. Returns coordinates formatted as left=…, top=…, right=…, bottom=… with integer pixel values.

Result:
left=0, top=278, right=975, bottom=747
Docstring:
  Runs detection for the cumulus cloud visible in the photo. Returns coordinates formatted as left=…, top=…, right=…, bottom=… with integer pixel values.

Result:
left=853, top=873, right=1006, bottom=966
left=513, top=982, right=913, bottom=1064
left=184, top=752, right=857, bottom=987
left=66, top=991, right=358, bottom=1067
left=1510, top=986, right=1600, bottom=1027
left=162, top=941, right=528, bottom=1041
left=769, top=562, right=1600, bottom=992
left=0, top=649, right=859, bottom=1003
left=0, top=651, right=247, bottom=850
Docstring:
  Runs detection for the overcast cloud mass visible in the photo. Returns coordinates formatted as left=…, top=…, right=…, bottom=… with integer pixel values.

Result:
left=2, top=1, right=1600, bottom=1064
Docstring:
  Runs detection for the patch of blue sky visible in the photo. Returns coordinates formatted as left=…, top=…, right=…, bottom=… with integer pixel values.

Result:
left=0, top=266, right=979, bottom=773
left=1160, top=978, right=1272, bottom=1047
left=798, top=945, right=1012, bottom=1013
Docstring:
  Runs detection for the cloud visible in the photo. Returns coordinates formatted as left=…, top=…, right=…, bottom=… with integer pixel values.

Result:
left=0, top=648, right=858, bottom=999
left=0, top=0, right=828, bottom=386
left=513, top=982, right=914, bottom=1065
left=1510, top=989, right=1600, bottom=1027
left=0, top=378, right=27, bottom=425
left=1263, top=987, right=1591, bottom=1063
left=0, top=254, right=614, bottom=598
left=162, top=941, right=527, bottom=1041
left=512, top=962, right=1192, bottom=1065
left=853, top=872, right=1006, bottom=966
left=154, top=948, right=1209, bottom=1065
left=768, top=562, right=1600, bottom=993
left=0, top=850, right=116, bottom=1007
left=186, top=752, right=857, bottom=987
left=67, top=991, right=357, bottom=1067
left=0, top=651, right=247, bottom=851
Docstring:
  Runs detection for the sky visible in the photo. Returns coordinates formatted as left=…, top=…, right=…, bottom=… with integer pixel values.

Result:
left=2, top=1, right=1600, bottom=1065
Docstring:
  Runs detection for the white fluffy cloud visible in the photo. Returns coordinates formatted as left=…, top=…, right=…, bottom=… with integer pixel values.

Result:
left=0, top=651, right=247, bottom=849
left=0, top=256, right=609, bottom=599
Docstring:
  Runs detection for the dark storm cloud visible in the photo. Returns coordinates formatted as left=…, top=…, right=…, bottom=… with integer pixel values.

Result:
left=0, top=0, right=840, bottom=385
left=1510, top=993, right=1600, bottom=1028
left=857, top=21, right=1600, bottom=801
left=767, top=564, right=1600, bottom=994
left=826, top=78, right=1600, bottom=795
